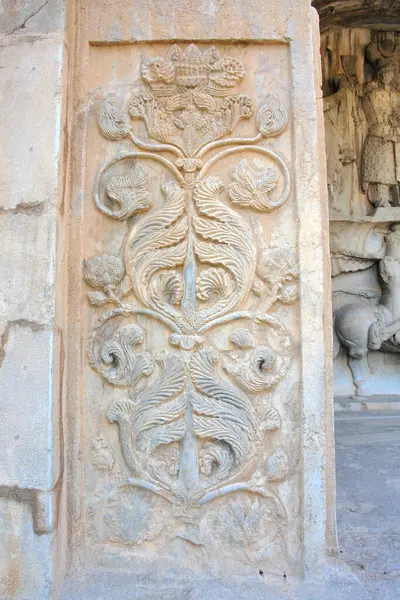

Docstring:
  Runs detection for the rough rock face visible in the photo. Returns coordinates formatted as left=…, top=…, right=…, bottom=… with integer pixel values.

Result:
left=313, top=0, right=400, bottom=33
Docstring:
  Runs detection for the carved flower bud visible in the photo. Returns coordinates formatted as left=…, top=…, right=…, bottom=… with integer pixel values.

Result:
left=278, top=283, right=298, bottom=304
left=209, top=57, right=245, bottom=87
left=230, top=328, right=256, bottom=349
left=229, top=159, right=279, bottom=211
left=98, top=100, right=131, bottom=140
left=83, top=255, right=125, bottom=290
left=89, top=438, right=115, bottom=472
left=142, top=57, right=175, bottom=84
left=256, top=248, right=297, bottom=286
left=257, top=92, right=288, bottom=137
left=265, top=447, right=289, bottom=481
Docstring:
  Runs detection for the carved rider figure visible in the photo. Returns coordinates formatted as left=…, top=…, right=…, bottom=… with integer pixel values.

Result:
left=333, top=223, right=400, bottom=396
left=360, top=40, right=400, bottom=208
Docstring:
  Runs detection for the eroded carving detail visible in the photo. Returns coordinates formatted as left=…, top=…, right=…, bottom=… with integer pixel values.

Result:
left=229, top=159, right=280, bottom=211
left=332, top=223, right=400, bottom=395
left=87, top=45, right=294, bottom=510
left=323, top=32, right=400, bottom=398
left=89, top=437, right=115, bottom=472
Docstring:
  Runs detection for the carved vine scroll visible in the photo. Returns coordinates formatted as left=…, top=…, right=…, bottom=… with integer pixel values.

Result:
left=86, top=44, right=294, bottom=509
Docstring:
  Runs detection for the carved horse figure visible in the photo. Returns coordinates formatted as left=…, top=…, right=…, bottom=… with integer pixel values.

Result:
left=333, top=253, right=400, bottom=396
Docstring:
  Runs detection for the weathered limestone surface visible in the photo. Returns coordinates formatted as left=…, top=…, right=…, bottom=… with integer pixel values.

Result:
left=0, top=1, right=68, bottom=598
left=63, top=0, right=337, bottom=596
left=0, top=0, right=341, bottom=598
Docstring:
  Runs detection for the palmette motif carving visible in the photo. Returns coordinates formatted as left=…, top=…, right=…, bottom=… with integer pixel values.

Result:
left=87, top=45, right=294, bottom=508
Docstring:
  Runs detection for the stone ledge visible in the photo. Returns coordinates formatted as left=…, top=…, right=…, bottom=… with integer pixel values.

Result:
left=56, top=563, right=368, bottom=600
left=335, top=396, right=400, bottom=413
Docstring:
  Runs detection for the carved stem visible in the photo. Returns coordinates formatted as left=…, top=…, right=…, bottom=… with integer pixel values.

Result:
left=196, top=133, right=263, bottom=159
left=198, top=309, right=257, bottom=333
left=199, top=482, right=268, bottom=504
left=178, top=377, right=199, bottom=494
left=178, top=182, right=200, bottom=493
left=198, top=309, right=289, bottom=335
left=128, top=131, right=185, bottom=158
left=123, top=477, right=175, bottom=503
left=180, top=187, right=197, bottom=317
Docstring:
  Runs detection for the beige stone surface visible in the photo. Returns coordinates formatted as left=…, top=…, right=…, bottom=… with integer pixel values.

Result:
left=0, top=35, right=65, bottom=211
left=0, top=324, right=59, bottom=489
left=0, top=2, right=68, bottom=599
left=0, top=0, right=339, bottom=598
left=0, top=211, right=57, bottom=324
left=87, top=0, right=295, bottom=43
left=0, top=496, right=55, bottom=600
left=0, top=0, right=65, bottom=36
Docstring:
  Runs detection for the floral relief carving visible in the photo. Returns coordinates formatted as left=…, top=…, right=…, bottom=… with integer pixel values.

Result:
left=83, top=254, right=126, bottom=306
left=252, top=247, right=299, bottom=309
left=89, top=437, right=115, bottom=472
left=199, top=493, right=285, bottom=562
left=256, top=91, right=288, bottom=137
left=229, top=159, right=280, bottom=211
left=86, top=44, right=295, bottom=513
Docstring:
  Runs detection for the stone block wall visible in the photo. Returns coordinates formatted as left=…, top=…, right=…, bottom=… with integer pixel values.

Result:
left=0, top=1, right=69, bottom=597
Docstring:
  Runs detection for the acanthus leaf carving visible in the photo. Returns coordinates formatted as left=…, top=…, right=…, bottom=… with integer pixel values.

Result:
left=105, top=164, right=153, bottom=219
left=98, top=100, right=131, bottom=140
left=229, top=159, right=280, bottom=211
left=193, top=176, right=256, bottom=325
left=190, top=348, right=259, bottom=469
left=96, top=324, right=155, bottom=387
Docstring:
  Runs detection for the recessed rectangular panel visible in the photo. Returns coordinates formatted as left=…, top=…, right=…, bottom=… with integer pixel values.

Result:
left=82, top=41, right=301, bottom=577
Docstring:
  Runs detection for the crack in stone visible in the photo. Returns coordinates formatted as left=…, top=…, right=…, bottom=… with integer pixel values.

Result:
left=9, top=0, right=52, bottom=35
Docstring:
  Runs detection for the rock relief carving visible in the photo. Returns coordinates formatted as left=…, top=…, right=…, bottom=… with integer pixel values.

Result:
left=332, top=223, right=400, bottom=395
left=89, top=437, right=115, bottom=472
left=199, top=493, right=286, bottom=563
left=323, top=58, right=362, bottom=215
left=323, top=39, right=400, bottom=214
left=360, top=41, right=400, bottom=209
left=85, top=45, right=294, bottom=516
left=323, top=33, right=400, bottom=396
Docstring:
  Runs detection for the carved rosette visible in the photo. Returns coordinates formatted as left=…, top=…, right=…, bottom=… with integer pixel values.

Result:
left=86, top=44, right=294, bottom=510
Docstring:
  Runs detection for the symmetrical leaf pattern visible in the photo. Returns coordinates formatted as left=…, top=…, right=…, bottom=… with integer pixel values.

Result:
left=190, top=349, right=259, bottom=469
left=193, top=176, right=256, bottom=325
left=89, top=44, right=293, bottom=507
